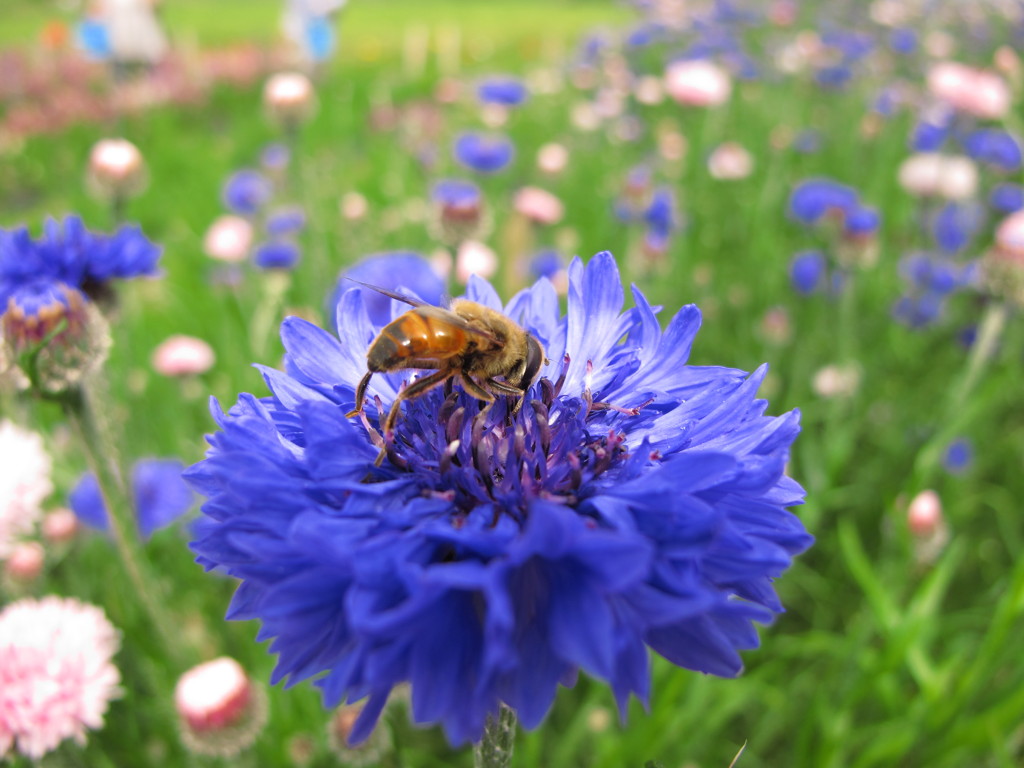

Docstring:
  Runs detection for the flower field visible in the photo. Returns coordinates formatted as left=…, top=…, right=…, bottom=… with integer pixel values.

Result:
left=1, top=1, right=1023, bottom=767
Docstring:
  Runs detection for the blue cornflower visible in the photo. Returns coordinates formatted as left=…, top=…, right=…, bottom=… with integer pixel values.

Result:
left=892, top=293, right=944, bottom=328
left=530, top=250, right=564, bottom=281
left=254, top=240, right=301, bottom=270
left=931, top=202, right=985, bottom=254
left=789, top=251, right=827, bottom=295
left=942, top=438, right=974, bottom=474
left=788, top=179, right=858, bottom=225
left=453, top=132, right=514, bottom=174
left=990, top=183, right=1024, bottom=213
left=266, top=207, right=307, bottom=237
left=261, top=143, right=291, bottom=171
left=815, top=65, right=853, bottom=89
left=188, top=252, right=812, bottom=747
left=961, top=129, right=1023, bottom=172
left=0, top=216, right=161, bottom=313
left=330, top=252, right=444, bottom=327
left=70, top=459, right=194, bottom=539
left=222, top=170, right=273, bottom=215
left=910, top=121, right=949, bottom=152
left=889, top=28, right=917, bottom=54
left=432, top=179, right=482, bottom=208
left=844, top=206, right=881, bottom=238
left=477, top=77, right=529, bottom=107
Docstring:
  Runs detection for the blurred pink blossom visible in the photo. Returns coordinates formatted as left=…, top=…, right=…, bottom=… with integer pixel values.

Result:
left=0, top=421, right=51, bottom=561
left=707, top=142, right=754, bottom=180
left=455, top=241, right=498, bottom=284
left=514, top=187, right=565, bottom=225
left=928, top=62, right=1011, bottom=119
left=897, top=153, right=978, bottom=200
left=175, top=657, right=265, bottom=756
left=204, top=215, right=253, bottom=263
left=0, top=596, right=121, bottom=760
left=4, top=542, right=43, bottom=582
left=664, top=59, right=732, bottom=107
left=152, top=335, right=216, bottom=377
left=536, top=143, right=569, bottom=174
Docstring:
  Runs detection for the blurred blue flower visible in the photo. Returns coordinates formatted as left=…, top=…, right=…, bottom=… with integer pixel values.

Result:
left=529, top=250, right=564, bottom=280
left=990, top=183, right=1024, bottom=213
left=942, top=437, right=974, bottom=474
left=892, top=292, right=944, bottom=328
left=431, top=179, right=481, bottom=208
left=844, top=206, right=881, bottom=238
left=815, top=65, right=853, bottom=89
left=788, top=179, right=858, bottom=225
left=330, top=252, right=444, bottom=326
left=643, top=187, right=678, bottom=241
left=222, top=170, right=273, bottom=215
left=76, top=19, right=111, bottom=60
left=0, top=216, right=161, bottom=311
left=889, top=28, right=917, bottom=54
left=305, top=15, right=336, bottom=62
left=910, top=121, right=949, bottom=152
left=188, top=252, right=812, bottom=747
left=961, top=129, right=1023, bottom=172
left=477, top=77, right=528, bottom=107
left=792, top=130, right=822, bottom=154
left=453, top=132, right=514, bottom=174
left=70, top=459, right=194, bottom=540
left=266, top=207, right=307, bottom=237
left=261, top=143, right=291, bottom=171
left=789, top=250, right=827, bottom=295
left=931, top=202, right=985, bottom=254
left=254, top=240, right=301, bottom=270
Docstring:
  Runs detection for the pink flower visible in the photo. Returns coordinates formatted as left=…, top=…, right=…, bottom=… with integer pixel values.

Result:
left=536, top=142, right=569, bottom=174
left=42, top=508, right=79, bottom=545
left=513, top=186, right=565, bottom=225
left=263, top=72, right=315, bottom=124
left=455, top=240, right=498, bottom=284
left=0, top=596, right=121, bottom=760
left=707, top=141, right=754, bottom=180
left=203, top=215, right=253, bottom=263
left=340, top=192, right=369, bottom=222
left=928, top=62, right=1011, bottom=119
left=0, top=421, right=51, bottom=561
left=87, top=138, right=145, bottom=199
left=175, top=658, right=265, bottom=756
left=4, top=542, right=43, bottom=582
left=897, top=154, right=978, bottom=200
left=151, top=335, right=216, bottom=377
left=995, top=210, right=1024, bottom=258
left=664, top=59, right=732, bottom=107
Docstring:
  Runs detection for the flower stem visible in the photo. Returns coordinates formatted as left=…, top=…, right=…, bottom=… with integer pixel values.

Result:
left=59, top=382, right=187, bottom=670
left=474, top=704, right=517, bottom=768
left=911, top=300, right=1009, bottom=491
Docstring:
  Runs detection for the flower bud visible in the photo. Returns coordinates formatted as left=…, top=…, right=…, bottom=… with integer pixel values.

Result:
left=340, top=192, right=369, bottom=222
left=431, top=179, right=488, bottom=245
left=87, top=138, right=146, bottom=200
left=203, top=215, right=253, bottom=263
left=455, top=240, right=498, bottom=284
left=984, top=210, right=1024, bottom=304
left=633, top=75, right=665, bottom=105
left=327, top=704, right=392, bottom=767
left=42, top=507, right=79, bottom=544
left=152, top=335, right=215, bottom=377
left=513, top=187, right=565, bottom=225
left=906, top=489, right=949, bottom=565
left=898, top=154, right=978, bottom=200
left=537, top=143, right=569, bottom=175
left=1, top=284, right=111, bottom=394
left=175, top=658, right=266, bottom=757
left=707, top=142, right=754, bottom=180
left=664, top=59, right=732, bottom=107
left=812, top=364, right=860, bottom=399
left=4, top=541, right=44, bottom=582
left=263, top=72, right=316, bottom=127
left=928, top=62, right=1010, bottom=120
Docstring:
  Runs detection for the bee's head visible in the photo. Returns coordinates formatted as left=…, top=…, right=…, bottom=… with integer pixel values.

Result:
left=522, top=333, right=546, bottom=389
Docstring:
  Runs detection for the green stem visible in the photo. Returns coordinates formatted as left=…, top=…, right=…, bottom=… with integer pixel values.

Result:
left=474, top=704, right=517, bottom=768
left=911, top=301, right=1009, bottom=491
left=59, top=382, right=187, bottom=670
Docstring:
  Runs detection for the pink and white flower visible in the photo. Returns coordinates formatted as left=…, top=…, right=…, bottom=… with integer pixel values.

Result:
left=0, top=421, right=51, bottom=561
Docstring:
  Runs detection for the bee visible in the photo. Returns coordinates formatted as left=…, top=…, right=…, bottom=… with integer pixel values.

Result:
left=345, top=283, right=547, bottom=462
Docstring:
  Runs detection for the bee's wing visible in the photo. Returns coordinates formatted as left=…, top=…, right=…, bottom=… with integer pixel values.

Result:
left=345, top=278, right=427, bottom=308
left=416, top=305, right=503, bottom=347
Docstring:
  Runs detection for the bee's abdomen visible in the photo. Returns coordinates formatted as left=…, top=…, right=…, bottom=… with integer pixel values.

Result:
left=367, top=309, right=465, bottom=371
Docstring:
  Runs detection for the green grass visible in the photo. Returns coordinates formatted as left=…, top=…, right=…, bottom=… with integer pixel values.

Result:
left=2, top=4, right=1024, bottom=768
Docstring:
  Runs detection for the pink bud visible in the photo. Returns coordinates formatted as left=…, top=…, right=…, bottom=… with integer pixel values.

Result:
left=664, top=59, right=732, bottom=107
left=897, top=154, right=978, bottom=200
left=340, top=192, right=369, bottom=222
left=707, top=142, right=754, bottom=180
left=263, top=72, right=315, bottom=124
left=537, top=143, right=569, bottom=175
left=152, top=335, right=216, bottom=377
left=928, top=62, right=1010, bottom=119
left=514, top=187, right=565, bottom=225
left=633, top=75, right=665, bottom=105
left=5, top=542, right=44, bottom=581
left=203, top=215, right=253, bottom=263
left=42, top=508, right=79, bottom=544
left=175, top=658, right=266, bottom=757
left=995, top=210, right=1024, bottom=258
left=812, top=364, right=861, bottom=399
left=907, top=490, right=943, bottom=537
left=87, top=138, right=145, bottom=199
left=455, top=241, right=498, bottom=284
left=760, top=306, right=792, bottom=345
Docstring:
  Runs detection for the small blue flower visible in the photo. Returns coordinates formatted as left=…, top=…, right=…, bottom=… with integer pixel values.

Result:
left=330, top=252, right=444, bottom=327
left=815, top=65, right=853, bottom=89
left=69, top=459, right=194, bottom=540
left=961, top=129, right=1023, bottom=172
left=0, top=216, right=161, bottom=310
left=844, top=206, right=881, bottom=238
left=931, top=202, right=985, bottom=254
left=643, top=187, right=678, bottom=240
left=261, top=143, right=291, bottom=171
left=431, top=179, right=482, bottom=208
left=990, top=183, right=1024, bottom=213
left=942, top=438, right=974, bottom=474
left=76, top=19, right=111, bottom=60
left=910, top=121, right=949, bottom=152
left=477, top=77, right=529, bottom=107
left=453, top=132, right=515, bottom=174
left=889, top=28, right=917, bottom=54
left=530, top=250, right=564, bottom=280
left=266, top=207, right=307, bottom=237
left=789, top=251, right=827, bottom=295
left=188, top=252, right=812, bottom=747
left=788, top=179, right=858, bottom=225
left=892, top=292, right=945, bottom=328
left=253, top=240, right=301, bottom=270
left=222, top=170, right=273, bottom=216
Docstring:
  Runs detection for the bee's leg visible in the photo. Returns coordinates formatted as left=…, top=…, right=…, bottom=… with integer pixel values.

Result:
left=379, top=369, right=454, bottom=446
left=483, top=377, right=527, bottom=416
left=346, top=372, right=374, bottom=418
left=460, top=375, right=497, bottom=404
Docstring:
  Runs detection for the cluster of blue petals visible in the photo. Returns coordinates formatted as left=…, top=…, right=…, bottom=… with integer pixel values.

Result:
left=476, top=77, right=529, bottom=107
left=0, top=216, right=161, bottom=318
left=453, top=132, right=515, bottom=174
left=187, top=252, right=812, bottom=746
